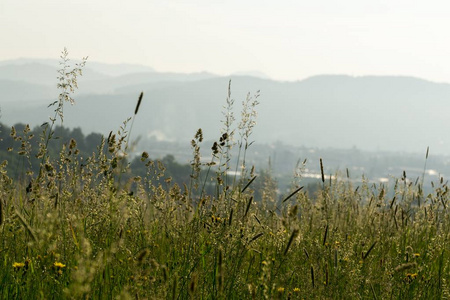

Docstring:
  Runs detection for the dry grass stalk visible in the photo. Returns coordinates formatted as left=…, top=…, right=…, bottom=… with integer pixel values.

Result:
left=363, top=241, right=377, bottom=260
left=394, top=262, right=417, bottom=272
left=322, top=224, right=328, bottom=246
left=243, top=196, right=253, bottom=219
left=284, top=229, right=299, bottom=255
left=0, top=198, right=3, bottom=226
left=320, top=158, right=325, bottom=183
left=304, top=248, right=310, bottom=260
left=282, top=186, right=304, bottom=203
left=228, top=209, right=233, bottom=226
left=134, top=92, right=144, bottom=115
left=218, top=248, right=223, bottom=292
left=241, top=175, right=257, bottom=193
left=248, top=233, right=264, bottom=245
left=15, top=209, right=37, bottom=242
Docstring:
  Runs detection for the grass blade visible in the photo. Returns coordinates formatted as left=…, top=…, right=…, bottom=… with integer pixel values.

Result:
left=15, top=209, right=37, bottom=242
left=284, top=229, right=299, bottom=255
left=243, top=196, right=253, bottom=219
left=282, top=186, right=304, bottom=203
left=322, top=224, right=329, bottom=246
left=241, top=176, right=257, bottom=193
left=363, top=241, right=377, bottom=260
left=320, top=158, right=325, bottom=183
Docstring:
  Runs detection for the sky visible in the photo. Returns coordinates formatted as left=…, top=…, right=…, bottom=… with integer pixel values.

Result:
left=2, top=0, right=450, bottom=82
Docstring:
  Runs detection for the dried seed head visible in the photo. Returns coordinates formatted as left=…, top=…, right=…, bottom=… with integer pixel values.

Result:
left=141, top=151, right=149, bottom=161
left=320, top=158, right=325, bottom=183
left=10, top=126, right=16, bottom=138
left=134, top=92, right=144, bottom=115
left=69, top=138, right=77, bottom=150
left=136, top=249, right=149, bottom=264
left=212, top=142, right=219, bottom=155
left=195, top=128, right=203, bottom=142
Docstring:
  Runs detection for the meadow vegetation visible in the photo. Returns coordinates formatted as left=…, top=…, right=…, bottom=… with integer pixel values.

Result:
left=0, top=50, right=449, bottom=299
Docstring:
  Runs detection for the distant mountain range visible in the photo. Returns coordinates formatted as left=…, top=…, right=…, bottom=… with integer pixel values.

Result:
left=1, top=58, right=450, bottom=155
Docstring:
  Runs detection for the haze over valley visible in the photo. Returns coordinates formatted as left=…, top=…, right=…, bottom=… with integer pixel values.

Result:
left=2, top=59, right=449, bottom=155
left=2, top=59, right=450, bottom=189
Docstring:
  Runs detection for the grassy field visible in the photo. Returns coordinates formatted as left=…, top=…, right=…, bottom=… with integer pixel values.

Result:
left=0, top=52, right=449, bottom=299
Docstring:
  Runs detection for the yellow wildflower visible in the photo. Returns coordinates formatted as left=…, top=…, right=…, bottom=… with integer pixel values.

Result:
left=413, top=253, right=420, bottom=258
left=293, top=287, right=300, bottom=292
left=277, top=287, right=285, bottom=293
left=13, top=262, right=25, bottom=268
left=405, top=273, right=418, bottom=283
left=54, top=262, right=66, bottom=268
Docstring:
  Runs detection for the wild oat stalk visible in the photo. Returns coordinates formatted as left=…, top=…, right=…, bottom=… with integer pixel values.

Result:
left=217, top=80, right=235, bottom=197
left=38, top=48, right=87, bottom=178
left=189, top=129, right=203, bottom=201
left=234, top=90, right=260, bottom=187
left=117, top=92, right=144, bottom=188
left=418, top=146, right=429, bottom=207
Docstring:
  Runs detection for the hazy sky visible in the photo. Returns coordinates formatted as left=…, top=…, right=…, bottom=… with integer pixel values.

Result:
left=2, top=0, right=450, bottom=82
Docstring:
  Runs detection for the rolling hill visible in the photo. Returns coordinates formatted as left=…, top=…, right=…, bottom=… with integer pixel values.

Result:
left=1, top=59, right=450, bottom=155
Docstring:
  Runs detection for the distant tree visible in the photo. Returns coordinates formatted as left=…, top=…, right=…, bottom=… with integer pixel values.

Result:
left=85, top=132, right=104, bottom=153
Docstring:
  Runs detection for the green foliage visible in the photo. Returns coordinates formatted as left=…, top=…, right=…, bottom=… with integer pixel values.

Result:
left=0, top=52, right=449, bottom=299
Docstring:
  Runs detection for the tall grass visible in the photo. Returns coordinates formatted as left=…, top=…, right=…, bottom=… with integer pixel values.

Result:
left=0, top=51, right=448, bottom=299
